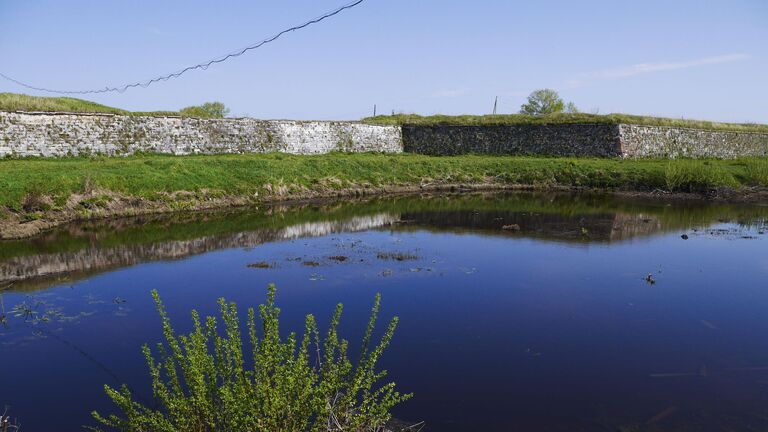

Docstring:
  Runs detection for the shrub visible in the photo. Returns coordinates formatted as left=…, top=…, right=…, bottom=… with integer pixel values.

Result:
left=91, top=284, right=411, bottom=432
left=180, top=102, right=230, bottom=119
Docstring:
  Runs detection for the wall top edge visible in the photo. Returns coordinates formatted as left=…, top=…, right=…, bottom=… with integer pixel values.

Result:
left=0, top=111, right=386, bottom=125
left=2, top=111, right=765, bottom=135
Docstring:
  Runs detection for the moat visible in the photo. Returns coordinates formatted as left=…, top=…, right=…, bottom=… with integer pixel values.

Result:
left=1, top=192, right=767, bottom=431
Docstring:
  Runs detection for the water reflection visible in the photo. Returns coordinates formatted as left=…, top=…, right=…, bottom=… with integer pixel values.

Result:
left=0, top=212, right=398, bottom=290
left=2, top=192, right=766, bottom=292
left=1, top=192, right=768, bottom=432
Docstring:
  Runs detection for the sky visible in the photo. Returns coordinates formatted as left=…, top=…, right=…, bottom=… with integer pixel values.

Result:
left=0, top=0, right=766, bottom=122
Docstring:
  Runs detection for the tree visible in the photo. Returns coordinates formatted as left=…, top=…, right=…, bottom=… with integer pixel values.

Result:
left=180, top=102, right=230, bottom=118
left=519, top=89, right=565, bottom=115
left=565, top=101, right=580, bottom=113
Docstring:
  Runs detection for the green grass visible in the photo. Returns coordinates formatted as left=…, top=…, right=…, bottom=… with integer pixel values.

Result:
left=745, top=158, right=768, bottom=186
left=1, top=154, right=766, bottom=214
left=0, top=93, right=178, bottom=117
left=664, top=160, right=742, bottom=192
left=4, top=93, right=767, bottom=132
left=363, top=113, right=768, bottom=133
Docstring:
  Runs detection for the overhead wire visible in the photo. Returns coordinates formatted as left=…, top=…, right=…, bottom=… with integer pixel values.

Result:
left=0, top=0, right=366, bottom=95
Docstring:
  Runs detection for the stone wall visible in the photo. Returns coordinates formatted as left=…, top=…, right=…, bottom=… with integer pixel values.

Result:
left=2, top=111, right=767, bottom=158
left=618, top=124, right=768, bottom=158
left=402, top=123, right=622, bottom=157
left=401, top=123, right=768, bottom=158
left=0, top=111, right=402, bottom=157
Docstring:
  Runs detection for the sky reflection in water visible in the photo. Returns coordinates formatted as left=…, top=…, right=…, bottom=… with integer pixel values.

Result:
left=1, top=192, right=767, bottom=431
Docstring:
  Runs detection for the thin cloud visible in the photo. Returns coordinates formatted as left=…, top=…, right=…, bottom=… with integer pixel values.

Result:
left=568, top=53, right=751, bottom=87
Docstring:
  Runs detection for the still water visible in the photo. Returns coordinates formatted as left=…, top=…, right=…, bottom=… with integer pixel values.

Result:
left=1, top=192, right=767, bottom=431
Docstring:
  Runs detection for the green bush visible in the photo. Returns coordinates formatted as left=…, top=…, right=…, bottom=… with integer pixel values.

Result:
left=180, top=102, right=230, bottom=119
left=92, top=285, right=411, bottom=432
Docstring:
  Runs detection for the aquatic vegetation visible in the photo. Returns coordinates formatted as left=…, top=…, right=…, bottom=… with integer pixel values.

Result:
left=0, top=295, right=7, bottom=328
left=7, top=297, right=69, bottom=325
left=11, top=300, right=40, bottom=321
left=91, top=284, right=411, bottom=432
left=376, top=252, right=418, bottom=262
left=0, top=407, right=21, bottom=432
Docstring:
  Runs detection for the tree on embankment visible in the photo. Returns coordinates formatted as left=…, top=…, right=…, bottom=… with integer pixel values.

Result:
left=180, top=101, right=230, bottom=118
left=519, top=89, right=578, bottom=115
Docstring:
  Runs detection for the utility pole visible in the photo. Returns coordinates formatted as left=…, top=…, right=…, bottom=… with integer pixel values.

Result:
left=373, top=104, right=377, bottom=117
left=492, top=96, right=498, bottom=115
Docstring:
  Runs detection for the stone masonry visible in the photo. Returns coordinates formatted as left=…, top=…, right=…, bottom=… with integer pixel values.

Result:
left=0, top=111, right=403, bottom=157
left=402, top=123, right=623, bottom=157
left=1, top=111, right=767, bottom=159
left=618, top=124, right=768, bottom=158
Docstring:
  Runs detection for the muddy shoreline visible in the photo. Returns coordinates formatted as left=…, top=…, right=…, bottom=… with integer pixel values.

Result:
left=2, top=182, right=767, bottom=240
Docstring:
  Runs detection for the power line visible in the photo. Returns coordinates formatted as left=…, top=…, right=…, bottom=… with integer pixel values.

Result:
left=0, top=0, right=367, bottom=95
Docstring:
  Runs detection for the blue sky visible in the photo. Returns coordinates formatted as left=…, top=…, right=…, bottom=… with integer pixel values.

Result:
left=1, top=0, right=766, bottom=122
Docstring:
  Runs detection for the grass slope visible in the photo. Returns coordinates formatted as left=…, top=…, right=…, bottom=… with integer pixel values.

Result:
left=1, top=154, right=767, bottom=212
left=0, top=93, right=179, bottom=117
left=3, top=93, right=766, bottom=132
left=363, top=113, right=768, bottom=133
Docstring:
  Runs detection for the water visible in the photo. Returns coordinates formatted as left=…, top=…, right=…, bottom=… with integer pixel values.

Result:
left=1, top=192, right=767, bottom=431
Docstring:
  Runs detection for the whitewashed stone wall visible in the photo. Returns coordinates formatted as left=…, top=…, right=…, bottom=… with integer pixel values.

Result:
left=619, top=124, right=768, bottom=158
left=0, top=111, right=403, bottom=157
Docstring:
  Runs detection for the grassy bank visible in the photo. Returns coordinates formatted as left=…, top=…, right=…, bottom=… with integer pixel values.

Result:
left=0, top=92, right=181, bottom=117
left=363, top=113, right=768, bottom=133
left=0, top=153, right=766, bottom=239
left=2, top=154, right=767, bottom=212
left=5, top=93, right=767, bottom=133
